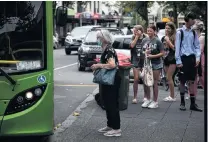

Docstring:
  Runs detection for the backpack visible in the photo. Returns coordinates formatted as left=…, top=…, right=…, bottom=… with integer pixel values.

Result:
left=179, top=29, right=196, bottom=49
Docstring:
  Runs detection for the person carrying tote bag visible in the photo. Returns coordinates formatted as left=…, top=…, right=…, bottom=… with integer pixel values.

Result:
left=141, top=25, right=165, bottom=109
left=91, top=30, right=122, bottom=137
left=141, top=54, right=154, bottom=87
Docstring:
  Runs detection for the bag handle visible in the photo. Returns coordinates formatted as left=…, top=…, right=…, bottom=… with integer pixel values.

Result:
left=144, top=53, right=152, bottom=67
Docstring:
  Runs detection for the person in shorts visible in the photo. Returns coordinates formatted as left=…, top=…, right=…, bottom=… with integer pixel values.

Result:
left=130, top=25, right=147, bottom=104
left=141, top=25, right=164, bottom=109
left=175, top=12, right=202, bottom=112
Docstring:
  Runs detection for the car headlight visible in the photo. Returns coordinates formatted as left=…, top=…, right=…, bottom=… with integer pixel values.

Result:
left=80, top=45, right=89, bottom=53
left=83, top=46, right=89, bottom=53
left=65, top=38, right=72, bottom=43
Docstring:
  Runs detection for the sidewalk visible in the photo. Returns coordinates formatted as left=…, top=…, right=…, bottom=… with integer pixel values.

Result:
left=54, top=84, right=204, bottom=142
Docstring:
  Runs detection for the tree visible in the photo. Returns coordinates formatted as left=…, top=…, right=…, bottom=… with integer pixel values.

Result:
left=115, top=1, right=154, bottom=29
left=161, top=1, right=206, bottom=27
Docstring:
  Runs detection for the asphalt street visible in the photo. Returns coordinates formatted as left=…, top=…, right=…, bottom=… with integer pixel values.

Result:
left=53, top=49, right=97, bottom=127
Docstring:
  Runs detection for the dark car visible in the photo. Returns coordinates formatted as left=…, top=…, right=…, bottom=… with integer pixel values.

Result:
left=77, top=27, right=124, bottom=71
left=64, top=25, right=101, bottom=55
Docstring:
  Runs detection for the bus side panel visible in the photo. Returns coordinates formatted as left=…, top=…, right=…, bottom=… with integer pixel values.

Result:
left=0, top=83, right=53, bottom=136
left=0, top=116, right=3, bottom=132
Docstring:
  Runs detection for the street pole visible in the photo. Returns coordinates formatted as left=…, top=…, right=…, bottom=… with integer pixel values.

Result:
left=80, top=13, right=82, bottom=27
left=135, top=12, right=137, bottom=25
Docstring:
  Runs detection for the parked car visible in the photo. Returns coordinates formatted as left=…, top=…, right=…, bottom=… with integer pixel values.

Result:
left=53, top=35, right=59, bottom=49
left=77, top=27, right=124, bottom=71
left=64, top=25, right=101, bottom=55
left=121, top=27, right=133, bottom=35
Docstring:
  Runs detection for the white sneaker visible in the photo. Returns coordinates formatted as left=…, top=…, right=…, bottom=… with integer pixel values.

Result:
left=141, top=100, right=151, bottom=108
left=104, top=129, right=121, bottom=137
left=98, top=126, right=112, bottom=133
left=143, top=98, right=148, bottom=102
left=148, top=101, right=158, bottom=109
left=132, top=99, right=138, bottom=104
left=163, top=96, right=176, bottom=102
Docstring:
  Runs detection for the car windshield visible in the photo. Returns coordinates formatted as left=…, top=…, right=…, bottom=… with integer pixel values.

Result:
left=71, top=27, right=91, bottom=37
left=84, top=31, right=97, bottom=43
left=84, top=29, right=124, bottom=43
left=0, top=1, right=45, bottom=74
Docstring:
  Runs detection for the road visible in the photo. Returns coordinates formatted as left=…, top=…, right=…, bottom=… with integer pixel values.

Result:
left=53, top=49, right=97, bottom=127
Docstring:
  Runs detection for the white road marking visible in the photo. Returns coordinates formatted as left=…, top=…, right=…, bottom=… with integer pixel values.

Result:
left=54, top=86, right=99, bottom=135
left=54, top=63, right=78, bottom=71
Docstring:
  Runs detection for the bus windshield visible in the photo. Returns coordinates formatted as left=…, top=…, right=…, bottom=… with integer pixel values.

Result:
left=0, top=1, right=45, bottom=74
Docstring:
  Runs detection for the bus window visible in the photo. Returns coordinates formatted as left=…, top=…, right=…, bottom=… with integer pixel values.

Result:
left=0, top=2, right=46, bottom=74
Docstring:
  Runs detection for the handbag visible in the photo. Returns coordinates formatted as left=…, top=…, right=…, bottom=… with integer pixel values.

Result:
left=93, top=68, right=117, bottom=85
left=141, top=55, right=154, bottom=86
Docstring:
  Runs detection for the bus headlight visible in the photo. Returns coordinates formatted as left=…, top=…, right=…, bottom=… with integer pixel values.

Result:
left=5, top=84, right=47, bottom=115
left=34, top=88, right=42, bottom=96
left=25, top=92, right=33, bottom=100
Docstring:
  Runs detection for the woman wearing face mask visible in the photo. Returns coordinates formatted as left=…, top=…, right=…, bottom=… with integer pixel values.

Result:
left=141, top=25, right=164, bottom=109
left=162, top=22, right=177, bottom=102
left=91, top=30, right=121, bottom=137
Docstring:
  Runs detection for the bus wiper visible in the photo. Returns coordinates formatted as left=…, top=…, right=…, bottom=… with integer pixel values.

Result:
left=0, top=68, right=17, bottom=91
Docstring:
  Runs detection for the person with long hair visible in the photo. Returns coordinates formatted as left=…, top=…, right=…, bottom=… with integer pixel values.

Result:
left=162, top=22, right=177, bottom=101
left=130, top=25, right=147, bottom=104
left=141, top=25, right=164, bottom=108
left=91, top=30, right=121, bottom=137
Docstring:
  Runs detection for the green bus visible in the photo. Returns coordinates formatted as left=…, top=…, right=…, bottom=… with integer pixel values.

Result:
left=0, top=1, right=54, bottom=141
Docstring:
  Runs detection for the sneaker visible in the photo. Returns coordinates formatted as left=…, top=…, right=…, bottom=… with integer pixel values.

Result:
left=141, top=100, right=151, bottom=108
left=163, top=96, right=176, bottom=102
left=104, top=129, right=121, bottom=137
left=132, top=99, right=137, bottom=104
left=98, top=126, right=112, bottom=133
left=148, top=101, right=158, bottom=109
left=143, top=98, right=147, bottom=102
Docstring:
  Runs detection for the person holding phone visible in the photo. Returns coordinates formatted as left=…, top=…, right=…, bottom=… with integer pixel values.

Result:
left=130, top=25, right=147, bottom=104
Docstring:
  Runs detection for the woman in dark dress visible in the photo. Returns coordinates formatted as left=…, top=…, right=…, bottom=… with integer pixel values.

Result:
left=91, top=29, right=121, bottom=137
left=162, top=22, right=177, bottom=102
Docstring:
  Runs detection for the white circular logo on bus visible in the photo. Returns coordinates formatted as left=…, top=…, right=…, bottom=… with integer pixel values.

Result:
left=37, top=75, right=46, bottom=83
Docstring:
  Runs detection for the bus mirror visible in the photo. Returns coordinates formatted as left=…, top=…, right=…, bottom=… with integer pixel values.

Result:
left=56, top=6, right=67, bottom=27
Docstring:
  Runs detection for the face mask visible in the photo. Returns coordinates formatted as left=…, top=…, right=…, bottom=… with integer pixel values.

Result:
left=97, top=39, right=102, bottom=46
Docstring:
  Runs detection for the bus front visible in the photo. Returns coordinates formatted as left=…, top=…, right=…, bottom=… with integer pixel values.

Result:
left=0, top=1, right=54, bottom=138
